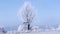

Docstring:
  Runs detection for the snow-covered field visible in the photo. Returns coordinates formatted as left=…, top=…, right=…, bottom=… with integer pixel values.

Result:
left=0, top=31, right=60, bottom=34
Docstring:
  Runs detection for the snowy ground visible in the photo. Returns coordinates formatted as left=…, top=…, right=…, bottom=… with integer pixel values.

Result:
left=0, top=31, right=60, bottom=34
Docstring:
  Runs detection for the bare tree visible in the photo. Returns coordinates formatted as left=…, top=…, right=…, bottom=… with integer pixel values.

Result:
left=21, top=2, right=35, bottom=30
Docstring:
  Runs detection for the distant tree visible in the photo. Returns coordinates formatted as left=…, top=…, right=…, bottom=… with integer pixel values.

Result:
left=0, top=26, right=7, bottom=33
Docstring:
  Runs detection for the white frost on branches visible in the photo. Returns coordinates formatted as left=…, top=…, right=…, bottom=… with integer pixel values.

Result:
left=17, top=1, right=37, bottom=22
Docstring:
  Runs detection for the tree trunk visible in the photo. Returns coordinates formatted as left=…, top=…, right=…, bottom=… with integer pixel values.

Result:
left=28, top=24, right=30, bottom=30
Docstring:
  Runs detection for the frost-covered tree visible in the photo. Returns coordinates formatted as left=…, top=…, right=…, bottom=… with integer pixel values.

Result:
left=18, top=1, right=35, bottom=30
left=0, top=25, right=7, bottom=33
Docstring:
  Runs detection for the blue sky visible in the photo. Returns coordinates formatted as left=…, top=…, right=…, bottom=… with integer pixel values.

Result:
left=0, top=0, right=60, bottom=27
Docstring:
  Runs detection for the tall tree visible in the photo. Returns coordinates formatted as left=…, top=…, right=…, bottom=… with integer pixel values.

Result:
left=18, top=1, right=35, bottom=30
